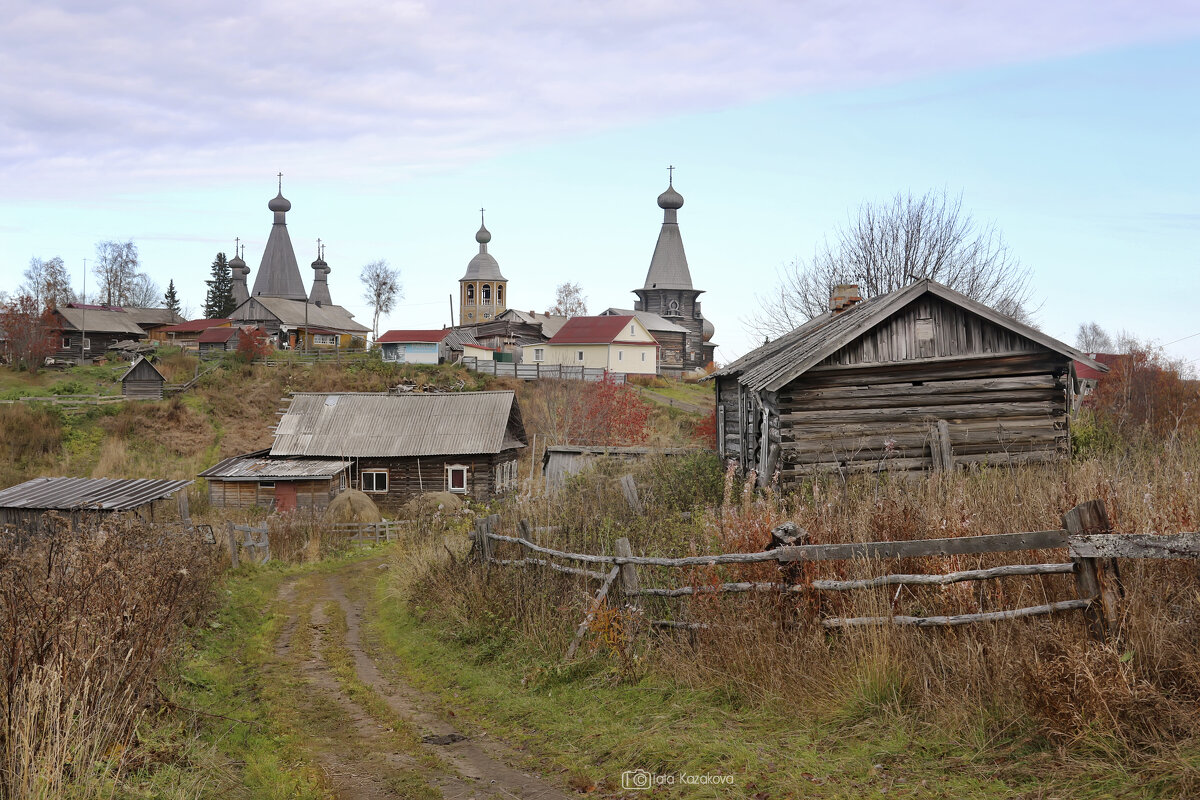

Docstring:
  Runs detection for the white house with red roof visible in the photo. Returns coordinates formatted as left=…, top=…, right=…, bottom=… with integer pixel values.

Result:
left=376, top=329, right=494, bottom=365
left=524, top=315, right=659, bottom=375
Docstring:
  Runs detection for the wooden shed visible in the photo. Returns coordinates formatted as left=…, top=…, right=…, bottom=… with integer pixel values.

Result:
left=120, top=356, right=165, bottom=400
left=712, top=280, right=1107, bottom=483
left=0, top=477, right=192, bottom=532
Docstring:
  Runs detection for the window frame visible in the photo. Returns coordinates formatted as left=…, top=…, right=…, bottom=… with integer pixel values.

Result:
left=532, top=347, right=545, bottom=362
left=446, top=464, right=468, bottom=494
left=576, top=350, right=585, bottom=362
left=361, top=469, right=389, bottom=494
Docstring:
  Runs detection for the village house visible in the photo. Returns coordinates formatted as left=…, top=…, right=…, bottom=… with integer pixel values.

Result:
left=601, top=308, right=689, bottom=372
left=200, top=390, right=526, bottom=511
left=0, top=477, right=192, bottom=532
left=197, top=324, right=268, bottom=354
left=712, top=279, right=1107, bottom=484
left=49, top=304, right=148, bottom=361
left=524, top=315, right=659, bottom=375
left=376, top=329, right=494, bottom=364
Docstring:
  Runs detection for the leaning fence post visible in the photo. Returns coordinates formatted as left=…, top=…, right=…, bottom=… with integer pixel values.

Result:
left=1063, top=500, right=1122, bottom=641
left=226, top=520, right=239, bottom=569
left=478, top=517, right=495, bottom=562
left=614, top=537, right=640, bottom=607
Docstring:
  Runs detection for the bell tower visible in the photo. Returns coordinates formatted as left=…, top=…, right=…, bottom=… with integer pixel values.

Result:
left=459, top=209, right=507, bottom=325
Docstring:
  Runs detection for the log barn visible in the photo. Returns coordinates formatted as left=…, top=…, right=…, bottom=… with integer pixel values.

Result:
left=120, top=356, right=166, bottom=400
left=201, top=391, right=526, bottom=512
left=712, top=280, right=1107, bottom=484
left=0, top=477, right=192, bottom=533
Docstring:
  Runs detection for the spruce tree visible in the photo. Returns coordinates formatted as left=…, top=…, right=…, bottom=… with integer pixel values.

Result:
left=163, top=279, right=181, bottom=316
left=204, top=252, right=235, bottom=318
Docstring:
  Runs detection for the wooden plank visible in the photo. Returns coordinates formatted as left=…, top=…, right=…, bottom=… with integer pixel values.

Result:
left=1063, top=500, right=1121, bottom=641
left=489, top=528, right=1069, bottom=567
left=1068, top=532, right=1200, bottom=559
left=936, top=419, right=954, bottom=470
left=780, top=401, right=1062, bottom=425
left=491, top=557, right=610, bottom=581
left=564, top=565, right=621, bottom=660
left=823, top=598, right=1092, bottom=629
left=779, top=388, right=1062, bottom=411
left=635, top=582, right=791, bottom=597
left=614, top=538, right=641, bottom=605
left=811, top=562, right=1075, bottom=591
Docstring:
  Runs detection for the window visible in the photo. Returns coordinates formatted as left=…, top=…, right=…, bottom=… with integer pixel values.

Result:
left=466, top=284, right=475, bottom=302
left=482, top=285, right=491, bottom=302
left=641, top=352, right=646, bottom=362
left=617, top=350, right=623, bottom=361
left=82, top=338, right=90, bottom=351
left=533, top=347, right=545, bottom=362
left=496, top=285, right=503, bottom=302
left=312, top=334, right=336, bottom=345
left=361, top=470, right=388, bottom=493
left=576, top=350, right=585, bottom=362
left=339, top=472, right=347, bottom=491
left=630, top=325, right=635, bottom=336
left=61, top=337, right=72, bottom=349
left=260, top=481, right=275, bottom=489
left=447, top=465, right=468, bottom=493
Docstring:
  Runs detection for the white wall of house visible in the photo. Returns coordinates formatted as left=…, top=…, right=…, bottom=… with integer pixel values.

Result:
left=462, top=344, right=494, bottom=362
left=380, top=341, right=440, bottom=364
left=523, top=341, right=658, bottom=374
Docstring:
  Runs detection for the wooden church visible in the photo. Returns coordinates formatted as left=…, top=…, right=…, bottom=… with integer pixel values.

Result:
left=712, top=279, right=1107, bottom=483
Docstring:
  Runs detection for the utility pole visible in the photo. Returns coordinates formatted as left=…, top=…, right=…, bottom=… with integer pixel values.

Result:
left=80, top=258, right=87, bottom=364
left=449, top=293, right=454, bottom=327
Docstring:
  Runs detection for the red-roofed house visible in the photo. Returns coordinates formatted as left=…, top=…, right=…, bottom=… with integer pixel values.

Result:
left=198, top=325, right=268, bottom=354
left=1073, top=353, right=1122, bottom=412
left=150, top=318, right=231, bottom=348
left=376, top=329, right=494, bottom=364
left=524, top=315, right=659, bottom=375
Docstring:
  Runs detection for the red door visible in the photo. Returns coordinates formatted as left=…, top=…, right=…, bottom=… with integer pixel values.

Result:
left=274, top=482, right=297, bottom=512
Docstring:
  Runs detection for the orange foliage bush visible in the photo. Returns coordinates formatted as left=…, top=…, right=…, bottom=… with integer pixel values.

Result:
left=1088, top=343, right=1200, bottom=441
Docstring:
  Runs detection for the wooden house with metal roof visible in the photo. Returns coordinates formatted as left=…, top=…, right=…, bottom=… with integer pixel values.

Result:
left=712, top=280, right=1108, bottom=483
left=200, top=391, right=527, bottom=510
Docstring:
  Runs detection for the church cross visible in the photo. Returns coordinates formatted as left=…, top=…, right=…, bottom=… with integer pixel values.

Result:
left=667, top=165, right=674, bottom=183
left=277, top=172, right=283, bottom=192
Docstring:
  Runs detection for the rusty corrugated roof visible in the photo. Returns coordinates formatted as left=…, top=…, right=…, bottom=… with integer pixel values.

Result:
left=200, top=451, right=352, bottom=480
left=0, top=477, right=192, bottom=511
left=271, top=391, right=525, bottom=457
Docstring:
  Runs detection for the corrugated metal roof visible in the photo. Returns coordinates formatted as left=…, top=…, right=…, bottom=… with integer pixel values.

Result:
left=0, top=477, right=192, bottom=511
left=271, top=391, right=525, bottom=457
left=497, top=310, right=570, bottom=337
left=124, top=307, right=186, bottom=327
left=200, top=452, right=352, bottom=480
left=160, top=318, right=230, bottom=333
left=54, top=307, right=146, bottom=335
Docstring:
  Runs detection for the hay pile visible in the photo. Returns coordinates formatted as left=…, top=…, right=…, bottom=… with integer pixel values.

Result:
left=323, top=489, right=383, bottom=524
left=400, top=491, right=465, bottom=517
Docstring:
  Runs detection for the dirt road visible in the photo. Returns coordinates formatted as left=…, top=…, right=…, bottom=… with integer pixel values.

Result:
left=273, top=559, right=572, bottom=800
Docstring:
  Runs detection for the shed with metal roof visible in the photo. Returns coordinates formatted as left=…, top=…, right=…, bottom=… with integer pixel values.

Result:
left=199, top=449, right=352, bottom=511
left=0, top=477, right=192, bottom=531
left=120, top=355, right=165, bottom=400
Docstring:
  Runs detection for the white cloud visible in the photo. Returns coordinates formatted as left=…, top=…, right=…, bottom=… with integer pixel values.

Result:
left=2, top=0, right=1198, bottom=194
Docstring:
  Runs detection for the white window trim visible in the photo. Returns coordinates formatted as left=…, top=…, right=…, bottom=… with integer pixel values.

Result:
left=533, top=347, right=544, bottom=362
left=576, top=350, right=585, bottom=362
left=361, top=469, right=389, bottom=493
left=446, top=464, right=468, bottom=494
left=617, top=350, right=623, bottom=361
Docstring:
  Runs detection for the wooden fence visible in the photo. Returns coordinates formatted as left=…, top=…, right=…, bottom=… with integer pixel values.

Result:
left=327, top=520, right=410, bottom=546
left=226, top=521, right=271, bottom=567
left=462, top=357, right=627, bottom=384
left=471, top=501, right=1200, bottom=658
left=0, top=394, right=124, bottom=409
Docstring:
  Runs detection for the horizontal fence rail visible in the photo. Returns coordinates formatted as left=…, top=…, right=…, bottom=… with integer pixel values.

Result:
left=471, top=500, right=1200, bottom=659
left=462, top=357, right=628, bottom=384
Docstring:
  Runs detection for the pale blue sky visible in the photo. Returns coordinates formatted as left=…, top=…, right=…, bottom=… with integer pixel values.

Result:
left=1, top=2, right=1197, bottom=364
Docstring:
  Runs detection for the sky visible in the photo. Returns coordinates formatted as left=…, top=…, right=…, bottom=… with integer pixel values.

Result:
left=2, top=1, right=1198, bottom=366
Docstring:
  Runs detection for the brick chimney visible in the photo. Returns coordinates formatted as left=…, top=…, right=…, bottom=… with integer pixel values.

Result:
left=830, top=284, right=862, bottom=314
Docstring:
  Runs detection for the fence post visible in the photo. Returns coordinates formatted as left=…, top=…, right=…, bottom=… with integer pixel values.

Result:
left=1063, top=500, right=1122, bottom=641
left=176, top=488, right=191, bottom=525
left=619, top=474, right=643, bottom=515
left=614, top=537, right=640, bottom=606
left=226, top=520, right=239, bottom=569
left=476, top=517, right=494, bottom=562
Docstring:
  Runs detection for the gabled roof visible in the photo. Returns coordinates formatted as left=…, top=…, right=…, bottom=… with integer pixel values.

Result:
left=160, top=318, right=230, bottom=333
left=1075, top=353, right=1122, bottom=381
left=377, top=329, right=451, bottom=344
left=234, top=296, right=370, bottom=334
left=198, top=326, right=239, bottom=344
left=53, top=307, right=146, bottom=336
left=120, top=355, right=165, bottom=382
left=442, top=328, right=484, bottom=349
left=716, top=279, right=1108, bottom=393
left=546, top=315, right=657, bottom=346
left=0, top=477, right=191, bottom=511
left=123, top=307, right=186, bottom=327
left=271, top=391, right=526, bottom=458
left=601, top=308, right=688, bottom=334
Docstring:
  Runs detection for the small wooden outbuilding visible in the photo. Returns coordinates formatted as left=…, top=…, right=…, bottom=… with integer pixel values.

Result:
left=712, top=280, right=1107, bottom=483
left=0, top=477, right=192, bottom=532
left=120, top=356, right=165, bottom=400
left=199, top=449, right=352, bottom=511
